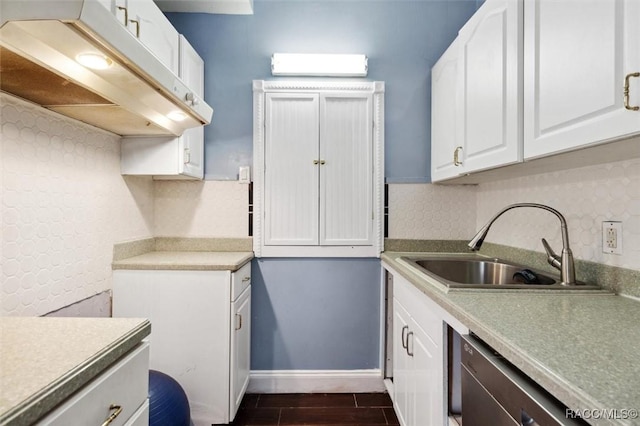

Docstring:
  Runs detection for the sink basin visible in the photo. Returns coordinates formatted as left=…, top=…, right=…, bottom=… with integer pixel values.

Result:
left=399, top=255, right=601, bottom=290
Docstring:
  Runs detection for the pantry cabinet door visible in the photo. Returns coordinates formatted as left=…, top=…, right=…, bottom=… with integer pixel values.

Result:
left=457, top=0, right=523, bottom=172
left=264, top=93, right=320, bottom=245
left=319, top=93, right=373, bottom=246
left=524, top=0, right=640, bottom=159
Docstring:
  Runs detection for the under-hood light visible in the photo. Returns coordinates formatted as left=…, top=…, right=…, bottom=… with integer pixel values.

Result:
left=168, top=111, right=188, bottom=121
left=76, top=53, right=113, bottom=70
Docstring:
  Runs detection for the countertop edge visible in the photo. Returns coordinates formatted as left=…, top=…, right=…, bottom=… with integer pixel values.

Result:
left=381, top=252, right=621, bottom=426
left=111, top=252, right=254, bottom=272
left=0, top=320, right=151, bottom=426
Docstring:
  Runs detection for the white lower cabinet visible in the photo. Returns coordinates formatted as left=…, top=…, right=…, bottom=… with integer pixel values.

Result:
left=230, top=284, right=251, bottom=417
left=388, top=267, right=468, bottom=426
left=112, top=262, right=252, bottom=425
left=39, top=343, right=150, bottom=426
left=393, top=289, right=442, bottom=426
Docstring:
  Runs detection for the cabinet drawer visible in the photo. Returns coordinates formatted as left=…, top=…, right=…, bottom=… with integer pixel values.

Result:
left=40, top=343, right=149, bottom=426
left=125, top=399, right=149, bottom=426
left=231, top=262, right=252, bottom=301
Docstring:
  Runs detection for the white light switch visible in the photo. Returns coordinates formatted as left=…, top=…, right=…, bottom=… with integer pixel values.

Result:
left=239, top=166, right=251, bottom=184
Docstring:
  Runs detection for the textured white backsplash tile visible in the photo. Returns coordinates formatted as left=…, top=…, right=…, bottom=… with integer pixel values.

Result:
left=153, top=180, right=248, bottom=237
left=476, top=158, right=640, bottom=270
left=388, top=183, right=477, bottom=239
left=1, top=94, right=154, bottom=316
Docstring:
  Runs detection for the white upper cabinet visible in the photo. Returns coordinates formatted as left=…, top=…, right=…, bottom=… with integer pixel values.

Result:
left=431, top=40, right=461, bottom=182
left=96, top=0, right=180, bottom=74
left=121, top=34, right=205, bottom=179
left=180, top=35, right=205, bottom=98
left=524, top=0, right=640, bottom=159
left=432, top=0, right=640, bottom=183
left=431, top=0, right=522, bottom=182
left=126, top=0, right=180, bottom=74
left=253, top=81, right=385, bottom=258
left=456, top=0, right=523, bottom=173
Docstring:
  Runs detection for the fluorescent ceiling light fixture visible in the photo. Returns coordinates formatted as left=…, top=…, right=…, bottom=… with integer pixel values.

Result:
left=271, top=53, right=368, bottom=77
left=75, top=53, right=113, bottom=70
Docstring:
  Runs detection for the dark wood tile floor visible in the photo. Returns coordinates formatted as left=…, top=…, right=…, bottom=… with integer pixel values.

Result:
left=229, top=393, right=400, bottom=426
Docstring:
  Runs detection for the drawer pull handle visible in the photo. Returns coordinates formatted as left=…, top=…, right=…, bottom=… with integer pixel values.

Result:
left=129, top=19, right=140, bottom=38
left=624, top=72, right=640, bottom=111
left=101, top=404, right=123, bottom=426
left=401, top=325, right=408, bottom=349
left=242, top=276, right=251, bottom=282
left=236, top=313, right=242, bottom=330
left=116, top=6, right=128, bottom=26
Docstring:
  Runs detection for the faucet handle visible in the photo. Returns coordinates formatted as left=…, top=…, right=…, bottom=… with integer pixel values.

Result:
left=541, top=238, right=562, bottom=270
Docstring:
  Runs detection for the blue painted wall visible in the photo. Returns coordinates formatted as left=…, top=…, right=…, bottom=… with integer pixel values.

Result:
left=167, top=0, right=478, bottom=183
left=167, top=1, right=480, bottom=371
left=251, top=258, right=381, bottom=370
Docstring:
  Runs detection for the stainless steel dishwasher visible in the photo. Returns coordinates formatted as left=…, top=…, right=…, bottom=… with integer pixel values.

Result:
left=461, top=334, right=588, bottom=426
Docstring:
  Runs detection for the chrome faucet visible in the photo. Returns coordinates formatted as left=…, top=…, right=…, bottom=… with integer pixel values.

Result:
left=468, top=203, right=576, bottom=285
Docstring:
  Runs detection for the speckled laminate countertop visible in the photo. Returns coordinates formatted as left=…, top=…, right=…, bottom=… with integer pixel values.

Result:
left=0, top=317, right=150, bottom=426
left=111, top=251, right=253, bottom=271
left=382, top=251, right=640, bottom=426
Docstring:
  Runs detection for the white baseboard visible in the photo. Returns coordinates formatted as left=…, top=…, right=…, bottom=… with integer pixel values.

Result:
left=247, top=369, right=385, bottom=394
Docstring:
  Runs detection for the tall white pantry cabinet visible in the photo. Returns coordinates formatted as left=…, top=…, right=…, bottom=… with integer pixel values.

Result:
left=252, top=81, right=385, bottom=258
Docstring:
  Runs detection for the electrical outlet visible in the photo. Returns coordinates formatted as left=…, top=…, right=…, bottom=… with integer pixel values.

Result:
left=602, top=221, right=623, bottom=255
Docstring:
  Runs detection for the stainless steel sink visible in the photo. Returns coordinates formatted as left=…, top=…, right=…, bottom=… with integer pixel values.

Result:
left=399, top=255, right=601, bottom=290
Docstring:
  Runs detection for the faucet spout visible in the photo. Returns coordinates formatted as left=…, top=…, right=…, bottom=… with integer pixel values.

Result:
left=467, top=203, right=576, bottom=285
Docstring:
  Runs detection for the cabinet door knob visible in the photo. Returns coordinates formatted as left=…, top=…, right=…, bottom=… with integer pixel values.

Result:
left=185, top=92, right=199, bottom=106
left=624, top=72, right=640, bottom=111
left=184, top=148, right=191, bottom=164
left=242, top=276, right=251, bottom=282
left=101, top=404, right=123, bottom=426
left=453, top=146, right=463, bottom=166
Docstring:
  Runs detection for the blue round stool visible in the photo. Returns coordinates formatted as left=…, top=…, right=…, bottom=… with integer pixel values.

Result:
left=148, top=370, right=191, bottom=426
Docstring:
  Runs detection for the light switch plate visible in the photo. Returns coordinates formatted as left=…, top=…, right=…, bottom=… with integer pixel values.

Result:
left=239, top=166, right=251, bottom=184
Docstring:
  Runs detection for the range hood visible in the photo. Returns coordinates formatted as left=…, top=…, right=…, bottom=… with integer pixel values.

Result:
left=0, top=0, right=213, bottom=136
